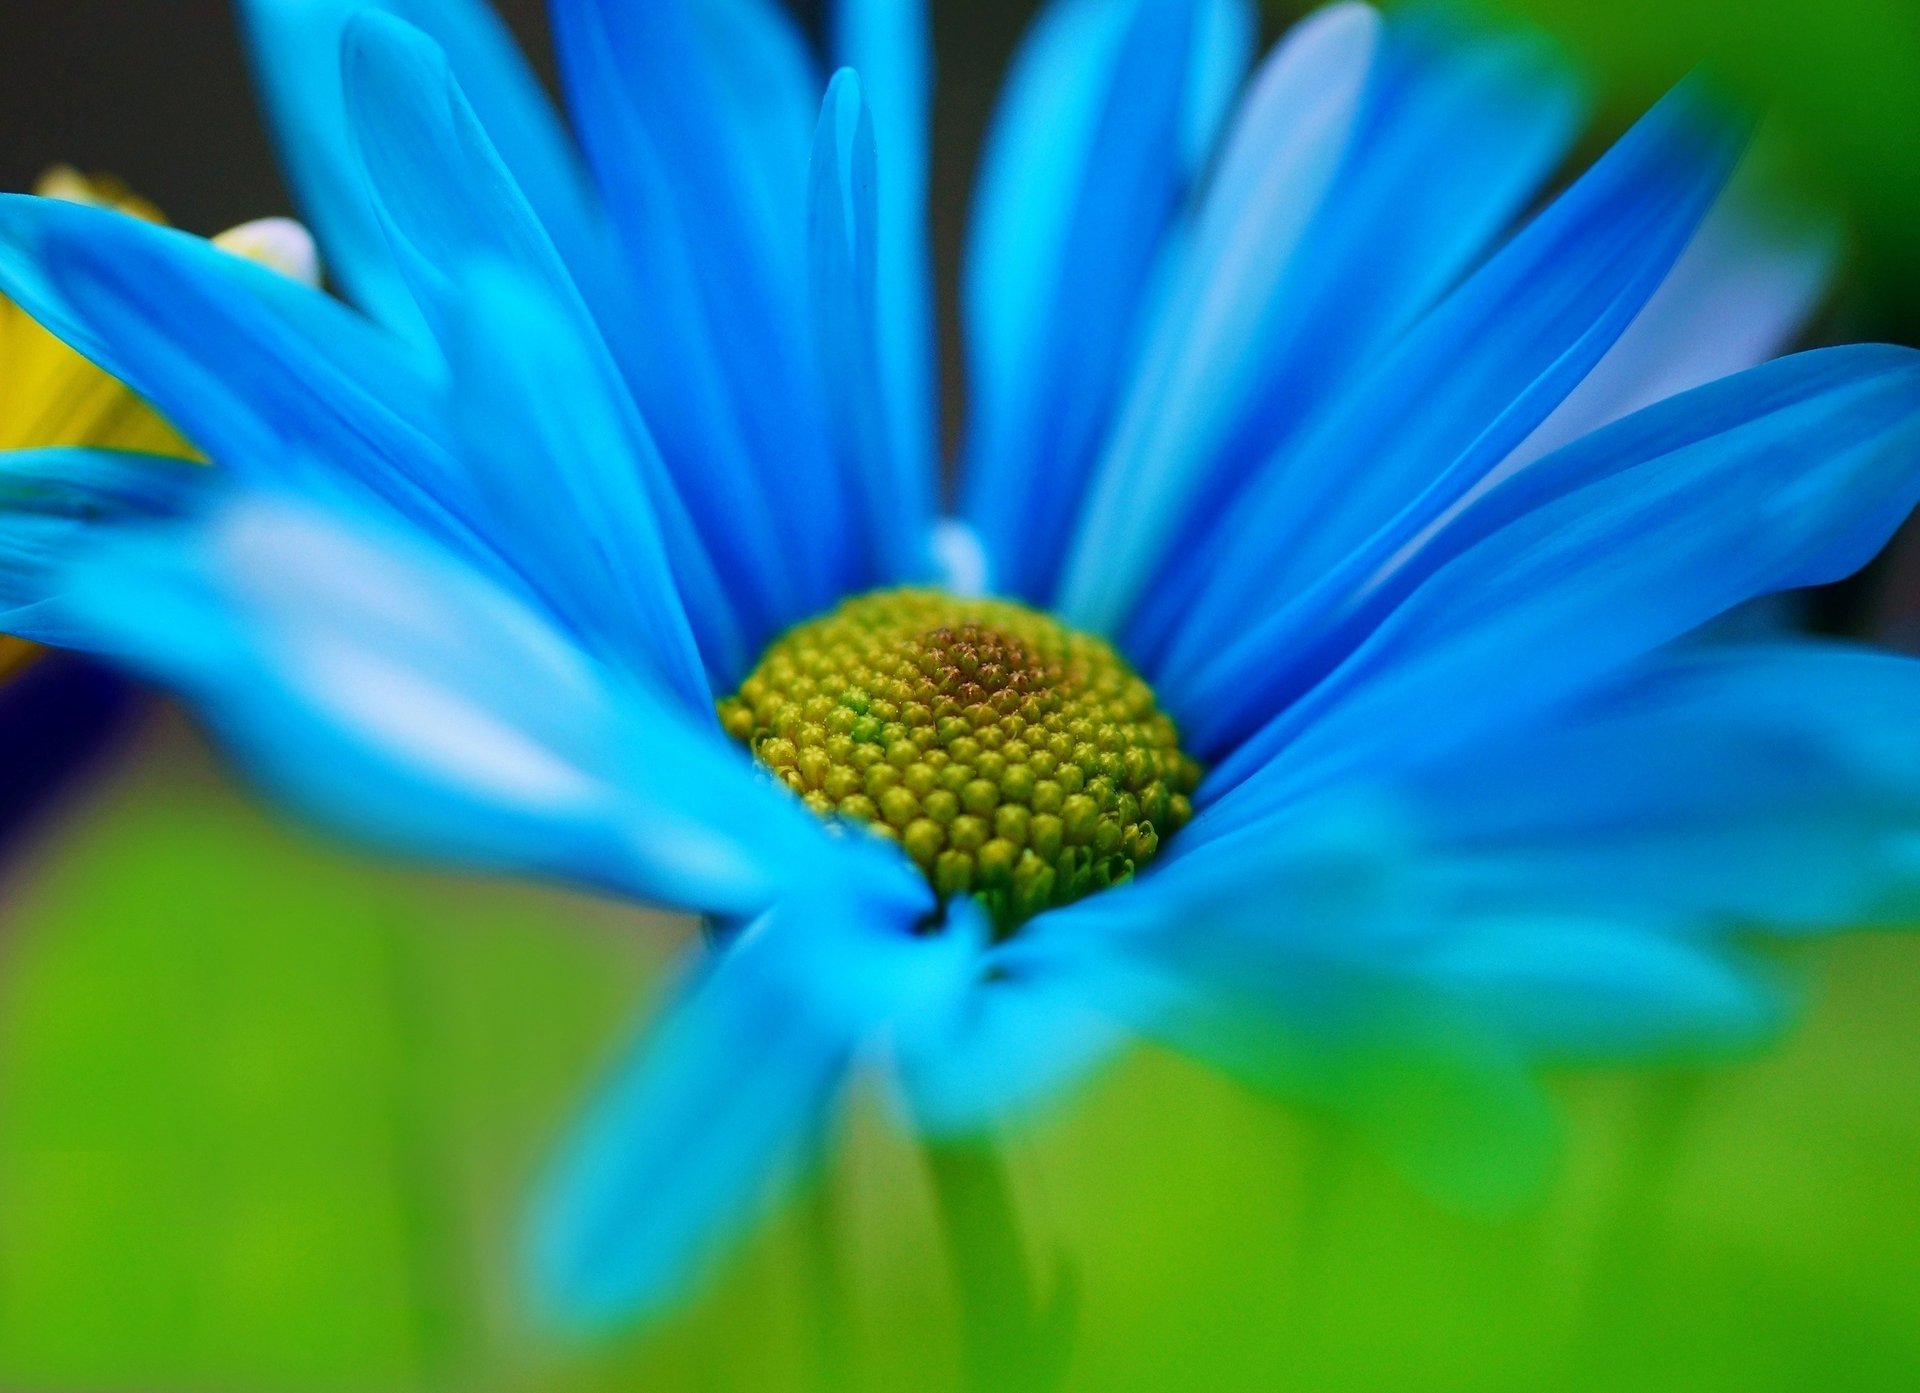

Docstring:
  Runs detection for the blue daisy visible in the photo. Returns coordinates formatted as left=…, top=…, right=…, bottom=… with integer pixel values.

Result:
left=2, top=0, right=1920, bottom=1335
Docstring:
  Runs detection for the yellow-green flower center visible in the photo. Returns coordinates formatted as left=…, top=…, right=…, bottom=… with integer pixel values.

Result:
left=719, top=588, right=1200, bottom=934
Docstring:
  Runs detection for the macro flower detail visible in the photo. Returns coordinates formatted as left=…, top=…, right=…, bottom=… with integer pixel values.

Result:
left=718, top=588, right=1200, bottom=929
left=0, top=0, right=1917, bottom=1346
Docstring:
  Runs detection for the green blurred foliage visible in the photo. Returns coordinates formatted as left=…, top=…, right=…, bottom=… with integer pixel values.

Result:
left=1, top=723, right=1918, bottom=1391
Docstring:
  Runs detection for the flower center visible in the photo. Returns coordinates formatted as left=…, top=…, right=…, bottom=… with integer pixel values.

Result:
left=719, top=588, right=1199, bottom=934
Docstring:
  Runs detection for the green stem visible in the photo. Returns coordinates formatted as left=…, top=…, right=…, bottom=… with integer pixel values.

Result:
left=922, top=1137, right=1045, bottom=1393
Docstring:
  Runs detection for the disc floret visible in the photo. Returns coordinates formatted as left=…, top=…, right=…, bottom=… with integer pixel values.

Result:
left=719, top=589, right=1199, bottom=934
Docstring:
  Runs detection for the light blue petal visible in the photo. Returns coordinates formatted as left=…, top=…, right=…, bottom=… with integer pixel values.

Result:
left=894, top=937, right=1129, bottom=1136
left=533, top=887, right=980, bottom=1327
left=1414, top=642, right=1920, bottom=935
left=959, top=0, right=1237, bottom=601
left=833, top=0, right=940, bottom=501
left=0, top=448, right=199, bottom=646
left=1161, top=81, right=1745, bottom=737
left=1183, top=0, right=1258, bottom=174
left=551, top=0, right=847, bottom=628
left=1127, top=14, right=1588, bottom=663
left=46, top=489, right=843, bottom=916
left=809, top=70, right=935, bottom=586
left=1504, top=151, right=1838, bottom=470
left=440, top=262, right=727, bottom=711
left=0, top=194, right=501, bottom=571
left=1202, top=345, right=1920, bottom=821
left=1054, top=3, right=1382, bottom=631
left=1413, top=922, right=1781, bottom=1059
left=1029, top=801, right=1563, bottom=1213
left=339, top=13, right=764, bottom=683
left=340, top=10, right=582, bottom=334
left=236, top=0, right=596, bottom=337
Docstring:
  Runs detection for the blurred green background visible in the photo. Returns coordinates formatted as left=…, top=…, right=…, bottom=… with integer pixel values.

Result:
left=3, top=721, right=1918, bottom=1391
left=2, top=0, right=1919, bottom=1389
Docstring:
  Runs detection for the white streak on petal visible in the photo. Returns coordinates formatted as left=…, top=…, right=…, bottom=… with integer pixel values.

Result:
left=293, top=637, right=601, bottom=812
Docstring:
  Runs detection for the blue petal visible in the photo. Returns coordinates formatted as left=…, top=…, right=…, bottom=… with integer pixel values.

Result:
left=1127, top=13, right=1588, bottom=662
left=0, top=195, right=500, bottom=570
left=35, top=488, right=844, bottom=916
left=1160, top=80, right=1745, bottom=735
left=439, top=262, right=730, bottom=710
left=1202, top=344, right=1920, bottom=819
left=1414, top=922, right=1780, bottom=1059
left=809, top=70, right=935, bottom=586
left=1504, top=152, right=1838, bottom=470
left=339, top=13, right=766, bottom=684
left=1029, top=800, right=1563, bottom=1212
left=1052, top=2, right=1382, bottom=631
left=1412, top=642, right=1920, bottom=935
left=894, top=936, right=1129, bottom=1135
left=532, top=887, right=979, bottom=1327
left=236, top=0, right=596, bottom=337
left=551, top=0, right=846, bottom=628
left=339, top=11, right=583, bottom=335
left=0, top=447, right=199, bottom=645
left=833, top=0, right=940, bottom=500
left=959, top=0, right=1239, bottom=601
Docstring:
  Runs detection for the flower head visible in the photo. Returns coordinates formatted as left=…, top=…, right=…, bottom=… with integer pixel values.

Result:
left=0, top=0, right=1917, bottom=1331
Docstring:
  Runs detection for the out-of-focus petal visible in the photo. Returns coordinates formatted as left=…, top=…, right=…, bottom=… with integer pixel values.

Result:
left=0, top=195, right=495, bottom=568
left=11, top=486, right=847, bottom=916
left=1503, top=151, right=1838, bottom=470
left=533, top=888, right=979, bottom=1327
left=1412, top=642, right=1920, bottom=935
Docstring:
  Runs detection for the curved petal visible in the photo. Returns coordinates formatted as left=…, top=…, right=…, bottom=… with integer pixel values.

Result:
left=0, top=447, right=199, bottom=645
left=441, top=263, right=730, bottom=709
left=1502, top=149, right=1838, bottom=470
left=1412, top=920, right=1782, bottom=1059
left=0, top=194, right=497, bottom=572
left=1155, top=79, right=1744, bottom=703
left=532, top=888, right=980, bottom=1327
left=1410, top=642, right=1920, bottom=935
left=235, top=0, right=596, bottom=336
left=894, top=938, right=1130, bottom=1136
left=20, top=487, right=845, bottom=916
left=1127, top=12, right=1585, bottom=662
left=340, top=14, right=758, bottom=684
left=1024, top=798, right=1564, bottom=1212
left=1201, top=345, right=1920, bottom=822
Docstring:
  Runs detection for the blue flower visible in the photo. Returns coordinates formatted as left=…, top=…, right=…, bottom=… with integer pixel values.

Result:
left=2, top=0, right=1919, bottom=1331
